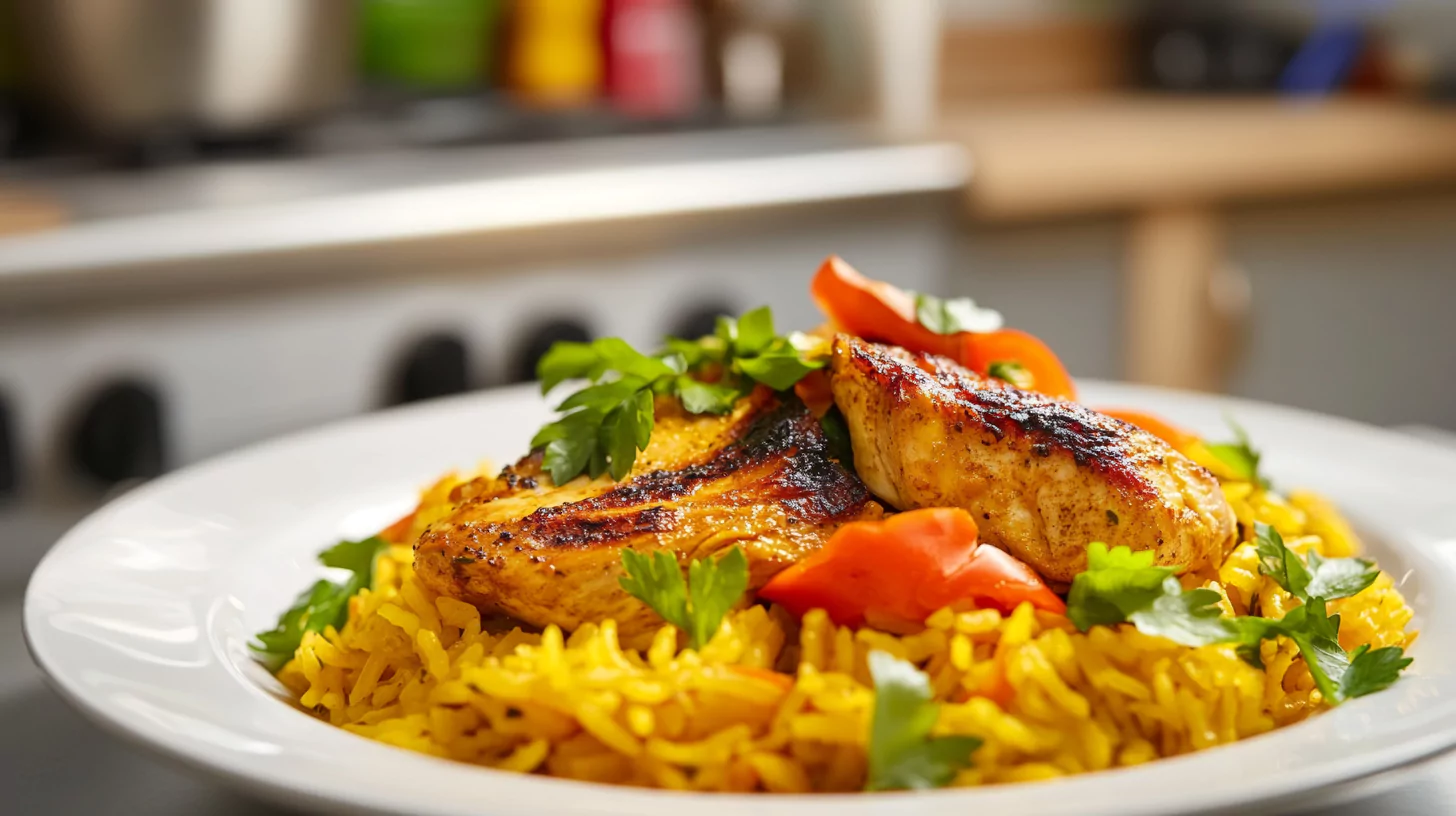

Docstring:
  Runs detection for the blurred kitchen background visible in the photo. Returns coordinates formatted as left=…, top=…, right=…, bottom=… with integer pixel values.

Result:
left=6, top=1, right=1456, bottom=813
left=6, top=0, right=1456, bottom=579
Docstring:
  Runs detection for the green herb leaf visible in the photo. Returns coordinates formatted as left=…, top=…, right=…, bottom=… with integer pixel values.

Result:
left=619, top=545, right=749, bottom=650
left=1254, top=522, right=1311, bottom=598
left=674, top=376, right=740, bottom=415
left=733, top=306, right=776, bottom=355
left=1205, top=417, right=1268, bottom=487
left=1277, top=596, right=1351, bottom=702
left=1255, top=521, right=1378, bottom=602
left=819, top=406, right=856, bottom=470
left=1272, top=598, right=1412, bottom=704
left=686, top=546, right=749, bottom=649
left=537, top=341, right=601, bottom=394
left=714, top=314, right=738, bottom=350
left=663, top=336, right=715, bottom=369
left=319, top=536, right=388, bottom=575
left=630, top=388, right=654, bottom=449
left=1305, top=550, right=1380, bottom=601
left=1067, top=535, right=1413, bottom=706
left=1067, top=543, right=1238, bottom=647
left=987, top=360, right=1035, bottom=390
left=536, top=409, right=605, bottom=484
left=619, top=550, right=689, bottom=630
left=1128, top=581, right=1240, bottom=648
left=604, top=403, right=639, bottom=481
left=735, top=345, right=824, bottom=390
left=1066, top=543, right=1175, bottom=631
left=557, top=378, right=647, bottom=412
left=912, top=292, right=1003, bottom=336
left=532, top=307, right=826, bottom=483
left=865, top=651, right=980, bottom=791
left=1340, top=644, right=1414, bottom=700
left=251, top=536, right=388, bottom=672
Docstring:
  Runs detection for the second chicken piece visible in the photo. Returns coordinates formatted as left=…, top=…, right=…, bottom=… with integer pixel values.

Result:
left=829, top=335, right=1236, bottom=583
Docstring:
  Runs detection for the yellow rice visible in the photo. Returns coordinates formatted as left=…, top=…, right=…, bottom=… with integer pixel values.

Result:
left=277, top=468, right=1416, bottom=792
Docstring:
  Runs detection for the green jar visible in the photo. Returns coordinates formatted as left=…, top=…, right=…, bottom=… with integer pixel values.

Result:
left=362, top=0, right=503, bottom=91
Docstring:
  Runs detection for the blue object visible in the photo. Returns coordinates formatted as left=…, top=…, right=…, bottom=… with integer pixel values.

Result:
left=1280, top=20, right=1365, bottom=96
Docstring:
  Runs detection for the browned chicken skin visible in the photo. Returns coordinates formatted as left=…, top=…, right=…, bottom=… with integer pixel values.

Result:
left=414, top=389, right=881, bottom=644
left=829, top=335, right=1236, bottom=583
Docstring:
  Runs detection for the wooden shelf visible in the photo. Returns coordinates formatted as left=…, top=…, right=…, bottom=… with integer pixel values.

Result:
left=0, top=188, right=68, bottom=238
left=942, top=97, right=1456, bottom=221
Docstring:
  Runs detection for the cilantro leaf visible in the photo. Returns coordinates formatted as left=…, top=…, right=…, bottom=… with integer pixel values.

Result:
left=686, top=546, right=749, bottom=649
left=537, top=341, right=602, bottom=394
left=912, top=292, right=1003, bottom=336
left=585, top=337, right=677, bottom=382
left=674, top=376, right=739, bottom=415
left=320, top=536, right=388, bottom=574
left=1255, top=522, right=1377, bottom=602
left=733, top=306, right=775, bottom=355
left=1068, top=537, right=1413, bottom=706
left=556, top=379, right=647, bottom=412
left=252, top=536, right=388, bottom=672
left=619, top=545, right=748, bottom=650
left=1340, top=645, right=1413, bottom=700
left=1254, top=522, right=1311, bottom=598
left=1066, top=543, right=1174, bottom=631
left=531, top=307, right=826, bottom=484
left=1305, top=550, right=1380, bottom=601
left=1233, top=582, right=1409, bottom=705
left=1067, top=543, right=1238, bottom=647
left=1205, top=417, right=1268, bottom=487
left=534, top=408, right=606, bottom=485
left=987, top=360, right=1034, bottom=390
left=1277, top=597, right=1350, bottom=703
left=735, top=344, right=823, bottom=390
left=865, top=651, right=980, bottom=791
left=603, top=398, right=645, bottom=481
left=619, top=550, right=689, bottom=632
left=1128, top=582, right=1240, bottom=647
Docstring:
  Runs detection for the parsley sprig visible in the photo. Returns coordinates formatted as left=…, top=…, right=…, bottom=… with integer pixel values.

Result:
left=1205, top=417, right=1269, bottom=488
left=1067, top=543, right=1236, bottom=648
left=252, top=536, right=388, bottom=672
left=911, top=292, right=1003, bottom=335
left=534, top=307, right=824, bottom=484
left=619, top=545, right=749, bottom=649
left=1066, top=529, right=1411, bottom=705
left=865, top=651, right=980, bottom=790
left=1247, top=523, right=1409, bottom=703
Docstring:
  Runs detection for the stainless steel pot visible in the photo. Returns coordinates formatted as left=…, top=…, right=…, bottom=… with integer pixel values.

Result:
left=14, top=0, right=355, bottom=141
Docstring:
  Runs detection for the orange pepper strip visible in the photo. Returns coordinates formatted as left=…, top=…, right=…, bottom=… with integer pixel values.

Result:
left=792, top=369, right=835, bottom=417
left=759, top=508, right=1065, bottom=631
left=964, top=652, right=1016, bottom=709
left=957, top=328, right=1078, bottom=402
left=810, top=255, right=962, bottom=359
left=1097, top=407, right=1200, bottom=452
left=810, top=255, right=1077, bottom=401
left=725, top=664, right=794, bottom=693
left=380, top=511, right=416, bottom=545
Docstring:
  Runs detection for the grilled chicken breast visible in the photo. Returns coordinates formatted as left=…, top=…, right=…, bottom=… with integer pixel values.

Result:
left=830, top=335, right=1236, bottom=583
left=414, top=389, right=881, bottom=644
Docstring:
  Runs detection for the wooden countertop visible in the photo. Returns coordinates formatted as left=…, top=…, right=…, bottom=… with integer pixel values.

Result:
left=942, top=97, right=1456, bottom=221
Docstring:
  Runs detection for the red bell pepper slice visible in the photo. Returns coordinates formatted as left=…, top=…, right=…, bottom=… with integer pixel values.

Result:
left=810, top=256, right=1077, bottom=401
left=759, top=507, right=1065, bottom=631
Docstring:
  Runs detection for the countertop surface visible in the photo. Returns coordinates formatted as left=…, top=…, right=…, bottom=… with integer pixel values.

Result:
left=0, top=125, right=967, bottom=286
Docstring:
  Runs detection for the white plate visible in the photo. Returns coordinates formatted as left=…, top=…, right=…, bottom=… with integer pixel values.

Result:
left=24, top=382, right=1456, bottom=816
